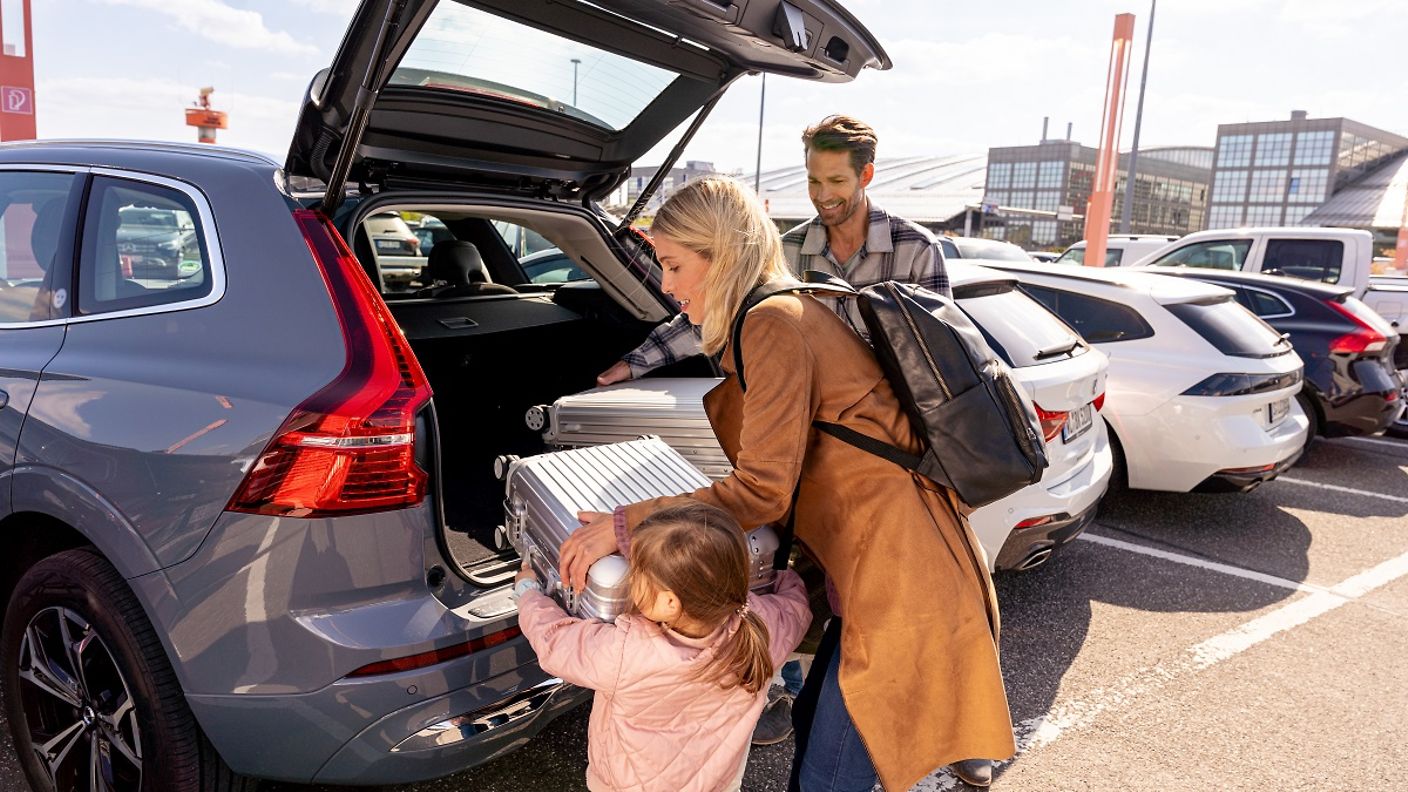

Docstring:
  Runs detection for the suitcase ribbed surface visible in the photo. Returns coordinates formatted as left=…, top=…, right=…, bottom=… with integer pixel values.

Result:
left=539, top=379, right=733, bottom=481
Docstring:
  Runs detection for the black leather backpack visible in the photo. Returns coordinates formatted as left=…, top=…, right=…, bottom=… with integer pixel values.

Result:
left=730, top=273, right=1048, bottom=508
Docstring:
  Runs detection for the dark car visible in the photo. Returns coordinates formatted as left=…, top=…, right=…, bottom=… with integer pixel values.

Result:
left=115, top=205, right=197, bottom=279
left=1156, top=268, right=1401, bottom=447
left=0, top=1, right=888, bottom=790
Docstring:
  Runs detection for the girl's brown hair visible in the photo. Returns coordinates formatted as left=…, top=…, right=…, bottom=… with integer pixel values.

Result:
left=629, top=501, right=773, bottom=694
left=649, top=176, right=792, bottom=356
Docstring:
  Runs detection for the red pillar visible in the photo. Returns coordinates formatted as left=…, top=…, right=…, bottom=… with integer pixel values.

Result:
left=0, top=0, right=36, bottom=141
left=1083, top=13, right=1136, bottom=267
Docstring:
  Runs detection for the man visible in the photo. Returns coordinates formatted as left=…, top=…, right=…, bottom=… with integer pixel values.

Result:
left=596, top=117, right=991, bottom=787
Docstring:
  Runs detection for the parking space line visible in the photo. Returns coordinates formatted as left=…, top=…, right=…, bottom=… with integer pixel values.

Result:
left=1277, top=476, right=1408, bottom=504
left=1078, top=533, right=1317, bottom=593
left=912, top=549, right=1408, bottom=791
left=1337, top=435, right=1407, bottom=451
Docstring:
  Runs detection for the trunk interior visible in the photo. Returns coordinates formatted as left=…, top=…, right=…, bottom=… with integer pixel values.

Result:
left=344, top=197, right=709, bottom=581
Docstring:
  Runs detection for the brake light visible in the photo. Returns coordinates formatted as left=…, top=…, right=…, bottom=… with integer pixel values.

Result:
left=346, top=626, right=523, bottom=678
left=1181, top=370, right=1301, bottom=397
left=1093, top=392, right=1106, bottom=412
left=1014, top=515, right=1055, bottom=530
left=1325, top=299, right=1387, bottom=354
left=227, top=210, right=433, bottom=518
left=1034, top=403, right=1068, bottom=442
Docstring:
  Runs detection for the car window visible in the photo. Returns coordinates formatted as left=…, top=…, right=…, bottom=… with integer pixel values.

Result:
left=956, top=283, right=1085, bottom=367
left=1236, top=287, right=1294, bottom=318
left=1262, top=239, right=1342, bottom=283
left=0, top=170, right=80, bottom=323
left=939, top=238, right=959, bottom=260
left=78, top=176, right=212, bottom=315
left=954, top=238, right=1031, bottom=262
left=1021, top=283, right=1154, bottom=343
left=1149, top=239, right=1252, bottom=270
left=1053, top=247, right=1121, bottom=267
left=491, top=221, right=588, bottom=284
left=1166, top=298, right=1291, bottom=358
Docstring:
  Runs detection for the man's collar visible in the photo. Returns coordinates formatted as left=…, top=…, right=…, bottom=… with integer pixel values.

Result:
left=800, top=199, right=892, bottom=256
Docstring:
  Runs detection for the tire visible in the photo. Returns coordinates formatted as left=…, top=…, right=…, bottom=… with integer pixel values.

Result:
left=1388, top=380, right=1408, bottom=439
left=1295, top=392, right=1320, bottom=460
left=1103, top=418, right=1128, bottom=493
left=2, top=548, right=256, bottom=792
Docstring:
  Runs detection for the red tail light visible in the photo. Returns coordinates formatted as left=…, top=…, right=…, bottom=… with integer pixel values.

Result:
left=1093, top=392, right=1106, bottom=412
left=1034, top=403, right=1068, bottom=442
left=346, top=626, right=522, bottom=678
left=227, top=210, right=433, bottom=518
left=1325, top=300, right=1387, bottom=354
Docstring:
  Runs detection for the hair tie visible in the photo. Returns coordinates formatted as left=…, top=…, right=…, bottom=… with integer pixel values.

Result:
left=736, top=603, right=750, bottom=618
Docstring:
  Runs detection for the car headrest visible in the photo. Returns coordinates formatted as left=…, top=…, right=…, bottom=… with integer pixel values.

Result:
left=30, top=197, right=67, bottom=273
left=427, top=240, right=487, bottom=286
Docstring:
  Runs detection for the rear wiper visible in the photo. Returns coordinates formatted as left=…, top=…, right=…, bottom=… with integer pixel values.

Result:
left=1034, top=337, right=1080, bottom=360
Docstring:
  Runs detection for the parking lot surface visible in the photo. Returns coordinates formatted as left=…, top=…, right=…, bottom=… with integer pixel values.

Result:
left=2, top=436, right=1404, bottom=791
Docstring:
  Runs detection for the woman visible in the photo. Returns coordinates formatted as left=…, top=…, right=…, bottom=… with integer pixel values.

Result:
left=560, top=176, right=1014, bottom=792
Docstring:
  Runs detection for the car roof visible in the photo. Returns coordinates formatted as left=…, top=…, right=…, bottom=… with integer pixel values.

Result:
left=0, top=139, right=279, bottom=167
left=945, top=260, right=1020, bottom=289
left=1150, top=267, right=1353, bottom=298
left=969, top=258, right=1233, bottom=303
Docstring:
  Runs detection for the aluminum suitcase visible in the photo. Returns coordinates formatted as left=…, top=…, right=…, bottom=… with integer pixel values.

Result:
left=497, top=437, right=778, bottom=622
left=526, top=379, right=733, bottom=481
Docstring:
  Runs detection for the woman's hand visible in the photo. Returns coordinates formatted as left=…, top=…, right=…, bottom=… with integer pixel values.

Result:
left=560, top=511, right=617, bottom=592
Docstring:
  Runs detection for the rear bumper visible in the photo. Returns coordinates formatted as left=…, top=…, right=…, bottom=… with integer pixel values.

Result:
left=1321, top=381, right=1400, bottom=437
left=1193, top=447, right=1301, bottom=493
left=993, top=498, right=1100, bottom=571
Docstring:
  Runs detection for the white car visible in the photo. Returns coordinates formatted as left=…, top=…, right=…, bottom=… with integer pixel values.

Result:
left=1054, top=234, right=1180, bottom=267
left=980, top=261, right=1309, bottom=493
left=946, top=262, right=1113, bottom=572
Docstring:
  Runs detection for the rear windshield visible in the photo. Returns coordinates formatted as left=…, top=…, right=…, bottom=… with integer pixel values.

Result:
left=957, top=283, right=1087, bottom=368
left=391, top=3, right=679, bottom=131
left=1166, top=298, right=1292, bottom=358
left=954, top=238, right=1031, bottom=261
left=1054, top=247, right=1123, bottom=267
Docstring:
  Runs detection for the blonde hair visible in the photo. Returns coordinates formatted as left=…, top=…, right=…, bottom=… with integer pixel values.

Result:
left=629, top=502, right=774, bottom=695
left=650, top=176, right=792, bottom=355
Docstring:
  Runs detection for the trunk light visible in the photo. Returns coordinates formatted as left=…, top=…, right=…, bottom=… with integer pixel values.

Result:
left=1325, top=299, right=1387, bottom=354
left=1033, top=403, right=1068, bottom=442
left=227, top=210, right=433, bottom=518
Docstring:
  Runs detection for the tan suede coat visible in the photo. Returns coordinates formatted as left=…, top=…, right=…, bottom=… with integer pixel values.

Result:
left=622, top=293, right=1015, bottom=791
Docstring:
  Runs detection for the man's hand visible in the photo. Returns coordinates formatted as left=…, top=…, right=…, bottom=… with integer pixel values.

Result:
left=596, top=361, right=632, bottom=387
left=560, top=511, right=617, bottom=592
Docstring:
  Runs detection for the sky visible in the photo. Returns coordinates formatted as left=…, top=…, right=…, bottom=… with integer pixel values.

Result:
left=27, top=0, right=1408, bottom=175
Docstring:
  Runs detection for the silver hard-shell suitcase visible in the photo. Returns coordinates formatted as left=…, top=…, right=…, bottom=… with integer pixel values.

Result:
left=526, top=379, right=733, bottom=481
left=498, top=437, right=777, bottom=622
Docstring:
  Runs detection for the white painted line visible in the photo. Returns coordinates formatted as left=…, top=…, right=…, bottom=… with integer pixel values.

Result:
left=910, top=548, right=1408, bottom=791
left=1078, top=533, right=1316, bottom=593
left=1277, top=476, right=1408, bottom=505
left=1337, top=435, right=1408, bottom=450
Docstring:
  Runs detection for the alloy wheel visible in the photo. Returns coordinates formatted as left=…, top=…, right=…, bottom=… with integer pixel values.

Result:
left=16, top=606, right=142, bottom=792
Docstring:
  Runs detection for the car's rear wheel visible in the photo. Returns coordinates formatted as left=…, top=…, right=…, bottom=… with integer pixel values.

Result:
left=2, top=548, right=256, bottom=792
left=1295, top=392, right=1320, bottom=460
left=1388, top=376, right=1408, bottom=439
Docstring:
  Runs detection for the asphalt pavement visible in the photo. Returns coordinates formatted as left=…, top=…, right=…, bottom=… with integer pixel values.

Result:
left=2, top=434, right=1404, bottom=791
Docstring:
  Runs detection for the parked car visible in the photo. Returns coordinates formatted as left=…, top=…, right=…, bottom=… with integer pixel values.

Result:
left=944, top=262, right=1112, bottom=572
left=1153, top=268, right=1402, bottom=448
left=1029, top=251, right=1060, bottom=263
left=1053, top=234, right=1179, bottom=267
left=1135, top=227, right=1405, bottom=332
left=115, top=205, right=197, bottom=279
left=413, top=215, right=455, bottom=258
left=520, top=247, right=589, bottom=284
left=0, top=0, right=890, bottom=789
left=980, top=261, right=1309, bottom=492
left=363, top=211, right=424, bottom=289
left=939, top=235, right=1033, bottom=262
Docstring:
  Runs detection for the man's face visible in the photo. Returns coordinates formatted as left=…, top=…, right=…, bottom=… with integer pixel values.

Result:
left=806, top=148, right=873, bottom=227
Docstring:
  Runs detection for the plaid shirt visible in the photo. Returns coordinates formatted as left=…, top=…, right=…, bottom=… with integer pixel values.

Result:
left=622, top=203, right=950, bottom=376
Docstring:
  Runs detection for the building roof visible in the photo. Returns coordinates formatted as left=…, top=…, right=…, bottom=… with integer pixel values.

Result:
left=1303, top=151, right=1408, bottom=229
left=749, top=154, right=988, bottom=224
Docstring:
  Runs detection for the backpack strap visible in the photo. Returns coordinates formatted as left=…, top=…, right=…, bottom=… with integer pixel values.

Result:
left=729, top=277, right=856, bottom=393
left=812, top=421, right=924, bottom=473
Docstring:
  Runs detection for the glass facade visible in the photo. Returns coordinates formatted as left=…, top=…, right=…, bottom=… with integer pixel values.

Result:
left=1206, top=117, right=1408, bottom=230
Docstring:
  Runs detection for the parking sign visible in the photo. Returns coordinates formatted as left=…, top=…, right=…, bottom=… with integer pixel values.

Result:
left=2, top=86, right=32, bottom=115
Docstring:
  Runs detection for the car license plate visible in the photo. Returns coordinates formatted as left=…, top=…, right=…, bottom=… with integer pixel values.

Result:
left=375, top=239, right=404, bottom=252
left=1062, top=403, right=1093, bottom=442
left=1268, top=397, right=1289, bottom=425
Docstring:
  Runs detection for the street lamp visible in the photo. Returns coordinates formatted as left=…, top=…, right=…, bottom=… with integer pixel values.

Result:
left=570, top=58, right=582, bottom=106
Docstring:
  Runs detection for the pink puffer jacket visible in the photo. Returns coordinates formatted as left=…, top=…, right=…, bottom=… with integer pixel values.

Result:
left=517, top=570, right=810, bottom=792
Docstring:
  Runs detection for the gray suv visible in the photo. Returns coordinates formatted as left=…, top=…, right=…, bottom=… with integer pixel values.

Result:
left=0, top=1, right=886, bottom=789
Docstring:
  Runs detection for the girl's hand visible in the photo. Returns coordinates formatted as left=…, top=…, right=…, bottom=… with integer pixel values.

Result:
left=515, top=561, right=538, bottom=587
left=560, top=511, right=617, bottom=592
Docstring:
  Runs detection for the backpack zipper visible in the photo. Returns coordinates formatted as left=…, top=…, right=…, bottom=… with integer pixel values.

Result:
left=887, top=282, right=952, bottom=401
left=994, top=372, right=1040, bottom=463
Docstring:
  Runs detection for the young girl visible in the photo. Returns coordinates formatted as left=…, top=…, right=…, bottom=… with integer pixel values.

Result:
left=514, top=501, right=810, bottom=792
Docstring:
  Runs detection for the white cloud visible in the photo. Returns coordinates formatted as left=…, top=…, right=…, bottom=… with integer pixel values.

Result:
left=293, top=0, right=357, bottom=12
left=99, top=0, right=318, bottom=56
left=37, top=76, right=299, bottom=158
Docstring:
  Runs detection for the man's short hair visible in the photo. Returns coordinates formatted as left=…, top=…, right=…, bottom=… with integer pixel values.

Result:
left=802, top=115, right=878, bottom=174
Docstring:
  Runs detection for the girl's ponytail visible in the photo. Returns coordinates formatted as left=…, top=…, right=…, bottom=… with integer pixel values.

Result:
left=630, top=502, right=777, bottom=694
left=717, top=608, right=774, bottom=695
